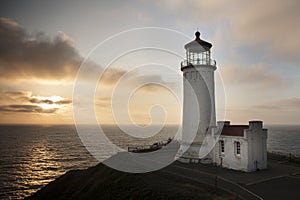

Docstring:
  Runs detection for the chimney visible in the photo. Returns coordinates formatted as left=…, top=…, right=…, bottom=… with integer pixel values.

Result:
left=249, top=120, right=263, bottom=131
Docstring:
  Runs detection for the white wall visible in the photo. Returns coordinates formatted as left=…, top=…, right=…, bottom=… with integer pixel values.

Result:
left=213, top=121, right=268, bottom=172
left=181, top=64, right=216, bottom=160
left=246, top=121, right=268, bottom=171
left=214, top=135, right=249, bottom=171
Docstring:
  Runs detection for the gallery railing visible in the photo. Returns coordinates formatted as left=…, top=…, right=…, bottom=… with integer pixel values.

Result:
left=181, top=59, right=216, bottom=68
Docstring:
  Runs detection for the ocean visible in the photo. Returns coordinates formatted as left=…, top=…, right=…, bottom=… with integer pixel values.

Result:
left=0, top=125, right=299, bottom=199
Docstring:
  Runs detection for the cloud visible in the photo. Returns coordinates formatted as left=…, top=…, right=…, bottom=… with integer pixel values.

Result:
left=96, top=97, right=111, bottom=107
left=117, top=73, right=177, bottom=92
left=0, top=18, right=134, bottom=85
left=0, top=90, right=31, bottom=103
left=99, top=68, right=128, bottom=86
left=254, top=97, right=300, bottom=110
left=0, top=90, right=71, bottom=114
left=280, top=98, right=300, bottom=108
left=160, top=0, right=300, bottom=62
left=29, top=97, right=72, bottom=105
left=158, top=0, right=228, bottom=24
left=1, top=89, right=72, bottom=105
left=0, top=17, right=82, bottom=81
left=0, top=90, right=30, bottom=102
left=254, top=105, right=279, bottom=110
left=0, top=17, right=178, bottom=92
left=96, top=66, right=179, bottom=97
left=247, top=97, right=300, bottom=124
left=221, top=64, right=284, bottom=89
left=55, top=99, right=72, bottom=104
left=0, top=105, right=58, bottom=113
left=231, top=1, right=300, bottom=61
left=138, top=83, right=174, bottom=93
left=29, top=98, right=53, bottom=104
left=3, top=90, right=31, bottom=98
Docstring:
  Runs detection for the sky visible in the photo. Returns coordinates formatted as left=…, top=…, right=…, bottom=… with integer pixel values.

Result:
left=0, top=0, right=299, bottom=125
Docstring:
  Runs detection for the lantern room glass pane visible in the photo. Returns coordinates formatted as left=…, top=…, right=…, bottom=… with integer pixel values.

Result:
left=187, top=50, right=210, bottom=65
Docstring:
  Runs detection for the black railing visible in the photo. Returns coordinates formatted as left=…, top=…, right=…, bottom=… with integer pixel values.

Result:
left=181, top=59, right=216, bottom=68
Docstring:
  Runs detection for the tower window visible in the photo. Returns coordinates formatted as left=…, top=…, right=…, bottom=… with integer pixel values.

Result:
left=219, top=140, right=225, bottom=154
left=235, top=141, right=241, bottom=156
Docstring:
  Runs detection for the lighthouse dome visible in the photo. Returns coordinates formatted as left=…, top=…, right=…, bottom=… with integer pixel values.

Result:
left=184, top=31, right=212, bottom=53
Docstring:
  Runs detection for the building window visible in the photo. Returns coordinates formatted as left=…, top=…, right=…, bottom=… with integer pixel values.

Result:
left=219, top=140, right=225, bottom=154
left=235, top=141, right=241, bottom=156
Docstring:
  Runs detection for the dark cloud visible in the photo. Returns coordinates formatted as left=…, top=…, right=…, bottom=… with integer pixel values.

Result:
left=0, top=90, right=71, bottom=114
left=0, top=18, right=141, bottom=86
left=0, top=89, right=31, bottom=102
left=0, top=17, right=82, bottom=80
left=0, top=104, right=58, bottom=113
left=55, top=99, right=72, bottom=104
left=4, top=90, right=30, bottom=97
left=29, top=98, right=53, bottom=104
left=0, top=17, right=174, bottom=90
left=29, top=97, right=72, bottom=105
left=1, top=89, right=72, bottom=105
left=0, top=17, right=176, bottom=94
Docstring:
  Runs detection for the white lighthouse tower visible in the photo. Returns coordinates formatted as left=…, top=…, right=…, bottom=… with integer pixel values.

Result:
left=179, top=31, right=217, bottom=163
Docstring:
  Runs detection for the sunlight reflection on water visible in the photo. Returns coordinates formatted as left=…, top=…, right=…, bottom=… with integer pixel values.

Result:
left=0, top=125, right=98, bottom=199
left=0, top=125, right=177, bottom=199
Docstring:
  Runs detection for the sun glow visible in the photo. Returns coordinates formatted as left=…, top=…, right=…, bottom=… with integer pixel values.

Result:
left=32, top=95, right=65, bottom=110
left=38, top=103, right=59, bottom=110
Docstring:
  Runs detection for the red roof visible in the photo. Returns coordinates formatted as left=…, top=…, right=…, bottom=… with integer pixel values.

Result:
left=220, top=125, right=249, bottom=137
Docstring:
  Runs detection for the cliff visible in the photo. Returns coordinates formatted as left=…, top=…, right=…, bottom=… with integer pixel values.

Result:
left=25, top=160, right=234, bottom=200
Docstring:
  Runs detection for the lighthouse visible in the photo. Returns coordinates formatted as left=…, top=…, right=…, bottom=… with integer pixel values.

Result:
left=179, top=31, right=217, bottom=163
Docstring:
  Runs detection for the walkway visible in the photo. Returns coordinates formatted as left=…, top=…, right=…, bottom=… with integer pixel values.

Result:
left=168, top=160, right=300, bottom=200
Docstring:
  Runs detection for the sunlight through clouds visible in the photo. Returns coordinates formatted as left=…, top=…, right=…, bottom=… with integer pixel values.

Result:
left=0, top=1, right=299, bottom=124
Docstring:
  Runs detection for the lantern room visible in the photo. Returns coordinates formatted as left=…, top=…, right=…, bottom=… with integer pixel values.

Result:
left=181, top=31, right=215, bottom=69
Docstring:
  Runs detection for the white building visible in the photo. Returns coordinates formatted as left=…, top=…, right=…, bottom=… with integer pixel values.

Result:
left=214, top=121, right=268, bottom=172
left=179, top=31, right=268, bottom=172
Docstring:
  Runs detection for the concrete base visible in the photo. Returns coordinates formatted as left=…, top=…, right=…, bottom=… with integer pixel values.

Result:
left=177, top=143, right=213, bottom=164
